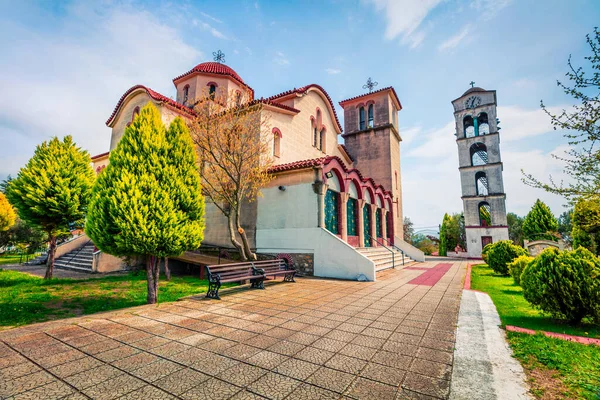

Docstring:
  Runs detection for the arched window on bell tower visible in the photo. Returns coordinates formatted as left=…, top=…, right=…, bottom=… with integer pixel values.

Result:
left=367, top=104, right=374, bottom=128
left=359, top=106, right=366, bottom=130
left=475, top=171, right=489, bottom=196
left=183, top=85, right=190, bottom=105
left=479, top=202, right=491, bottom=227
left=464, top=116, right=475, bottom=138
left=478, top=112, right=489, bottom=135
left=470, top=143, right=488, bottom=166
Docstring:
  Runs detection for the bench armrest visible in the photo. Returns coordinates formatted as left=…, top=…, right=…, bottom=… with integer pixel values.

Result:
left=252, top=265, right=265, bottom=275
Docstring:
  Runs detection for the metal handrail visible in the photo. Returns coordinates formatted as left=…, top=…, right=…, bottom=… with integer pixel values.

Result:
left=365, top=233, right=395, bottom=269
left=378, top=237, right=406, bottom=266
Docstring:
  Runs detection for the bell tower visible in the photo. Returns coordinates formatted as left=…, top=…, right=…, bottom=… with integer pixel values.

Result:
left=339, top=83, right=404, bottom=240
left=452, top=85, right=509, bottom=257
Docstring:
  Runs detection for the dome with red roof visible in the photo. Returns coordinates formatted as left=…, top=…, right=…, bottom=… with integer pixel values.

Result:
left=173, top=62, right=246, bottom=86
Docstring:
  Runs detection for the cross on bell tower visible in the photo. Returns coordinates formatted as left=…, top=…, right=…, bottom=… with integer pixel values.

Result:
left=451, top=86, right=509, bottom=257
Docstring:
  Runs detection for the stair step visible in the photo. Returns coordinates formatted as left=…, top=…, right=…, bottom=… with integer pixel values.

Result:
left=55, top=259, right=93, bottom=268
left=54, top=264, right=93, bottom=273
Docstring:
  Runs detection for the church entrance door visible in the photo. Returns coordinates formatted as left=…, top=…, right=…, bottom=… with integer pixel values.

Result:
left=363, top=205, right=371, bottom=247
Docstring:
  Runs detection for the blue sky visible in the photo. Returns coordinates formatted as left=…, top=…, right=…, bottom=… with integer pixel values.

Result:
left=1, top=0, right=598, bottom=230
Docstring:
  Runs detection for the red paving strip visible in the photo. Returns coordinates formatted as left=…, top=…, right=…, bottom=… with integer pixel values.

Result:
left=464, top=264, right=472, bottom=289
left=408, top=263, right=453, bottom=286
left=506, top=325, right=600, bottom=346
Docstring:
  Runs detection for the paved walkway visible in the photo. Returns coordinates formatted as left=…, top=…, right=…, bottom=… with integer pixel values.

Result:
left=0, top=260, right=466, bottom=400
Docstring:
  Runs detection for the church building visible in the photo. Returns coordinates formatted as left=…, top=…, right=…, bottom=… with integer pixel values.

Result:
left=94, top=61, right=423, bottom=281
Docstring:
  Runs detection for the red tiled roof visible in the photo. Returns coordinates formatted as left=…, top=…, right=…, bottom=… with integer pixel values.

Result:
left=339, top=86, right=402, bottom=110
left=172, top=62, right=254, bottom=96
left=250, top=98, right=300, bottom=113
left=91, top=151, right=109, bottom=161
left=105, top=85, right=195, bottom=126
left=268, top=155, right=392, bottom=196
left=267, top=84, right=342, bottom=133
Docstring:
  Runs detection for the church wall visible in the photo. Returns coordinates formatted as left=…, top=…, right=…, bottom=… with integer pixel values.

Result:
left=203, top=199, right=258, bottom=249
left=267, top=91, right=346, bottom=166
left=109, top=94, right=181, bottom=150
left=257, top=182, right=318, bottom=230
left=176, top=75, right=251, bottom=108
left=389, top=129, right=404, bottom=239
left=465, top=227, right=509, bottom=257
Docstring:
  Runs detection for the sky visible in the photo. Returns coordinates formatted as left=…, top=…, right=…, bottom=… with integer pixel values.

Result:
left=1, top=0, right=598, bottom=232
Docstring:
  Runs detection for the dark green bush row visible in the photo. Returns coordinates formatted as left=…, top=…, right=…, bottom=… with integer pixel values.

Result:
left=509, top=255, right=534, bottom=285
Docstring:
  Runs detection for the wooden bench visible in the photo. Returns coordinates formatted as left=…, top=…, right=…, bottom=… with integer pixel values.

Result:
left=204, top=258, right=296, bottom=300
left=205, top=262, right=264, bottom=300
left=252, top=259, right=296, bottom=282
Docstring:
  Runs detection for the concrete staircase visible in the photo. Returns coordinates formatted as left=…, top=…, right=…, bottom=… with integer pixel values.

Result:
left=357, top=246, right=414, bottom=272
left=54, top=243, right=95, bottom=273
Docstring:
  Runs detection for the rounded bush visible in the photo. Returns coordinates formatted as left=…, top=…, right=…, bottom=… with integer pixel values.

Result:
left=521, top=247, right=600, bottom=324
left=481, top=243, right=492, bottom=263
left=508, top=255, right=534, bottom=285
left=486, top=240, right=528, bottom=275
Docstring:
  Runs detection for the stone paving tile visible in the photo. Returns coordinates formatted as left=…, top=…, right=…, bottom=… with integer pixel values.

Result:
left=0, top=260, right=466, bottom=400
left=154, top=368, right=210, bottom=395
left=247, top=371, right=301, bottom=399
left=180, top=377, right=241, bottom=400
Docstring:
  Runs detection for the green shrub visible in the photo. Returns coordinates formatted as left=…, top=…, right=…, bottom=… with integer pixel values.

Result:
left=508, top=255, right=534, bottom=285
left=521, top=247, right=600, bottom=324
left=481, top=243, right=492, bottom=263
left=486, top=240, right=528, bottom=275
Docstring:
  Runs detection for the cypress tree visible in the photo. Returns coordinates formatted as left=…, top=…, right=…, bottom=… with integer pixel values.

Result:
left=522, top=199, right=559, bottom=241
left=6, top=136, right=95, bottom=279
left=86, top=103, right=205, bottom=304
left=439, top=213, right=449, bottom=257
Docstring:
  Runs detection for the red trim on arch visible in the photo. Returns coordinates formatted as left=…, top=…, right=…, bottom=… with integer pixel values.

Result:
left=272, top=127, right=282, bottom=138
left=206, top=81, right=219, bottom=87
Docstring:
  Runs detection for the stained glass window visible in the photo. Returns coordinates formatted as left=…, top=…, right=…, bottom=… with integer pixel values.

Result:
left=363, top=205, right=371, bottom=247
left=347, top=198, right=358, bottom=236
left=376, top=209, right=382, bottom=237
left=325, top=190, right=339, bottom=234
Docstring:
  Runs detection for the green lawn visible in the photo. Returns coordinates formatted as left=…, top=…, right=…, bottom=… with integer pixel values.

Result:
left=470, top=264, right=599, bottom=338
left=0, top=269, right=212, bottom=329
left=471, top=264, right=600, bottom=399
left=0, top=254, right=26, bottom=265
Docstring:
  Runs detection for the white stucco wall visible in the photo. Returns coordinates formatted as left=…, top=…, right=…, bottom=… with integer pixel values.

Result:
left=257, top=183, right=318, bottom=230
left=256, top=227, right=376, bottom=281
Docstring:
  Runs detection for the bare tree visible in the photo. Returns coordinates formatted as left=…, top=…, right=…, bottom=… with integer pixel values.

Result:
left=189, top=89, right=273, bottom=261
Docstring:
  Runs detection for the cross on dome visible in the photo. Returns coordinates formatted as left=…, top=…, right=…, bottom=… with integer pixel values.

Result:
left=213, top=50, right=225, bottom=64
left=470, top=81, right=476, bottom=88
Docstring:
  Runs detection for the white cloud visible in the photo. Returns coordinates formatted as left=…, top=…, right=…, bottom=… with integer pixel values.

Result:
left=193, top=19, right=228, bottom=39
left=245, top=47, right=253, bottom=56
left=401, top=105, right=572, bottom=226
left=438, top=25, right=471, bottom=51
left=0, top=3, right=200, bottom=179
left=274, top=51, right=290, bottom=66
left=326, top=68, right=341, bottom=75
left=200, top=11, right=222, bottom=24
left=365, top=0, right=443, bottom=48
left=470, top=0, right=512, bottom=19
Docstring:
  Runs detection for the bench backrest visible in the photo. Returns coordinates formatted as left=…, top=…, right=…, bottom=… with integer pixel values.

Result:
left=253, top=259, right=287, bottom=273
left=206, top=262, right=255, bottom=280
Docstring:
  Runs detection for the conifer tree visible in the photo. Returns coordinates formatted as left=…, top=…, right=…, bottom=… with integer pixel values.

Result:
left=6, top=136, right=95, bottom=278
left=86, top=103, right=205, bottom=304
left=0, top=192, right=16, bottom=231
left=522, top=199, right=559, bottom=241
left=439, top=213, right=449, bottom=256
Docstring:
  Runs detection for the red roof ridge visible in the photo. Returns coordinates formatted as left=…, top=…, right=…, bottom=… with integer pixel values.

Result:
left=91, top=151, right=109, bottom=161
left=339, top=86, right=402, bottom=110
left=267, top=84, right=342, bottom=133
left=251, top=98, right=300, bottom=113
left=106, top=84, right=195, bottom=126
left=172, top=62, right=254, bottom=97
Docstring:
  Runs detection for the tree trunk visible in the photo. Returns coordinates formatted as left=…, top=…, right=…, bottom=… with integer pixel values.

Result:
left=44, top=235, right=57, bottom=280
left=164, top=257, right=171, bottom=281
left=235, top=210, right=255, bottom=261
left=146, top=255, right=159, bottom=304
left=227, top=214, right=246, bottom=260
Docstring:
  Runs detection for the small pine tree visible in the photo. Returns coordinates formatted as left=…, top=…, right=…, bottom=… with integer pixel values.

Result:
left=522, top=199, right=559, bottom=241
left=86, top=103, right=205, bottom=304
left=439, top=213, right=449, bottom=256
left=6, top=136, right=95, bottom=279
left=0, top=192, right=16, bottom=231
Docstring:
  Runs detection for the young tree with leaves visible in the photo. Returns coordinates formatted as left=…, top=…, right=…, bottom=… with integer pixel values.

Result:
left=523, top=28, right=600, bottom=199
left=6, top=136, right=95, bottom=279
left=0, top=192, right=16, bottom=232
left=522, top=199, right=559, bottom=241
left=403, top=217, right=414, bottom=244
left=507, top=212, right=525, bottom=246
left=557, top=209, right=574, bottom=245
left=189, top=90, right=272, bottom=261
left=86, top=103, right=205, bottom=304
left=572, top=197, right=600, bottom=255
